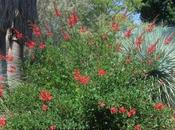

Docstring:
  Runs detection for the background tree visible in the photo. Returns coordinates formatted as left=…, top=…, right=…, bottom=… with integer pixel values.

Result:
left=138, top=0, right=175, bottom=25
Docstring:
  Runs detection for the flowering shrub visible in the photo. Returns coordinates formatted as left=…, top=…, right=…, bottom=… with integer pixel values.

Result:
left=0, top=1, right=174, bottom=129
left=2, top=30, right=171, bottom=129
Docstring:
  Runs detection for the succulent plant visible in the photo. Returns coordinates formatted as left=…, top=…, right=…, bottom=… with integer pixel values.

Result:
left=119, top=24, right=175, bottom=107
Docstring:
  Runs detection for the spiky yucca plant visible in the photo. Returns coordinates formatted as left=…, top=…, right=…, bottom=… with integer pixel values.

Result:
left=118, top=24, right=175, bottom=107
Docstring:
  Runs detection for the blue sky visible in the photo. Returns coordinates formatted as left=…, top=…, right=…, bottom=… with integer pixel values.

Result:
left=132, top=13, right=141, bottom=24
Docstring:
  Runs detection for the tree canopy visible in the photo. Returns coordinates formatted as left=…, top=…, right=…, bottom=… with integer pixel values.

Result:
left=138, top=0, right=175, bottom=25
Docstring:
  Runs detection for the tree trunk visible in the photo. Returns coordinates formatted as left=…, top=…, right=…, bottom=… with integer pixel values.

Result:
left=7, top=0, right=37, bottom=88
left=0, top=0, right=37, bottom=87
left=0, top=31, right=7, bottom=81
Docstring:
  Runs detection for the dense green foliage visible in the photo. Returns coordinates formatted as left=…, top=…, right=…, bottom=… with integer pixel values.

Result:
left=0, top=1, right=175, bottom=129
left=0, top=26, right=173, bottom=129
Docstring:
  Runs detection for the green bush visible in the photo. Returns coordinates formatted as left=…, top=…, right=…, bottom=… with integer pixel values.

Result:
left=1, top=30, right=173, bottom=129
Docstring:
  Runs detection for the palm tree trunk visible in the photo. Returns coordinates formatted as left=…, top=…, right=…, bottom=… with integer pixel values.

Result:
left=5, top=0, right=37, bottom=87
left=0, top=31, right=7, bottom=81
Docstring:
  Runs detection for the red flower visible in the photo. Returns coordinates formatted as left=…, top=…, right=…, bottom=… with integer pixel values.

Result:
left=164, top=35, right=173, bottom=45
left=147, top=43, right=156, bottom=54
left=135, top=34, right=144, bottom=49
left=98, top=69, right=106, bottom=76
left=73, top=69, right=90, bottom=85
left=53, top=2, right=61, bottom=17
left=42, top=104, right=48, bottom=111
left=127, top=108, right=136, bottom=117
left=26, top=41, right=36, bottom=49
left=14, top=29, right=23, bottom=39
left=49, top=125, right=56, bottom=130
left=0, top=85, right=4, bottom=97
left=111, top=22, right=120, bottom=32
left=79, top=75, right=90, bottom=85
left=119, top=106, right=126, bottom=113
left=40, top=90, right=52, bottom=102
left=124, top=28, right=133, bottom=38
left=154, top=103, right=165, bottom=110
left=110, top=107, right=117, bottom=114
left=0, top=116, right=6, bottom=127
left=145, top=22, right=155, bottom=32
left=73, top=69, right=81, bottom=81
left=68, top=9, right=79, bottom=28
left=32, top=25, right=42, bottom=37
left=6, top=54, right=14, bottom=62
left=39, top=42, right=46, bottom=49
left=134, top=124, right=142, bottom=130
left=63, top=32, right=71, bottom=41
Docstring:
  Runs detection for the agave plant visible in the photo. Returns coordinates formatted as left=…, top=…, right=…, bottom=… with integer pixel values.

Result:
left=118, top=24, right=175, bottom=107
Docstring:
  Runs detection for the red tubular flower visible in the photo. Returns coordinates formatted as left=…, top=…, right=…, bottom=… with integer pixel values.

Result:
left=68, top=9, right=79, bottom=28
left=0, top=116, right=6, bottom=127
left=124, top=28, right=133, bottom=38
left=127, top=108, right=136, bottom=117
left=73, top=69, right=90, bottom=85
left=31, top=24, right=42, bottom=37
left=13, top=29, right=23, bottom=39
left=39, top=42, right=46, bottom=49
left=135, top=33, right=144, bottom=49
left=98, top=69, right=106, bottom=76
left=147, top=44, right=156, bottom=54
left=63, top=32, right=71, bottom=41
left=119, top=106, right=126, bottom=113
left=163, top=35, right=173, bottom=45
left=42, top=104, right=48, bottom=111
left=0, top=84, right=4, bottom=97
left=49, top=125, right=57, bottom=130
left=145, top=16, right=158, bottom=32
left=26, top=41, right=36, bottom=49
left=110, top=107, right=117, bottom=114
left=73, top=69, right=81, bottom=81
left=0, top=88, right=3, bottom=97
left=111, top=22, right=120, bottom=32
left=134, top=124, right=142, bottom=130
left=39, top=90, right=53, bottom=102
left=145, top=22, right=155, bottom=32
left=53, top=2, right=61, bottom=17
left=154, top=103, right=165, bottom=110
left=79, top=75, right=90, bottom=85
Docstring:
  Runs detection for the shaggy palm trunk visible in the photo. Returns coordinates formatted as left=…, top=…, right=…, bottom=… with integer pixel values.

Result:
left=0, top=32, right=7, bottom=81
left=0, top=0, right=37, bottom=87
